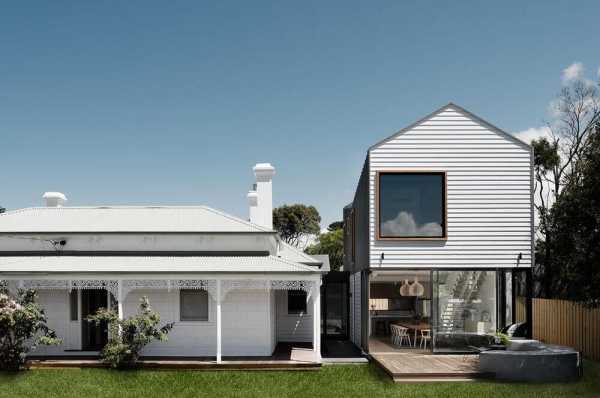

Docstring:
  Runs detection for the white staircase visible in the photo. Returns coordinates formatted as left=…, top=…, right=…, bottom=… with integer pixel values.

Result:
left=438, top=271, right=487, bottom=333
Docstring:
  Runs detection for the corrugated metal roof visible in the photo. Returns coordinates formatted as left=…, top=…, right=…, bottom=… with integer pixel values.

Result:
left=277, top=241, right=322, bottom=265
left=0, top=255, right=320, bottom=273
left=0, top=206, right=272, bottom=233
left=310, top=254, right=330, bottom=272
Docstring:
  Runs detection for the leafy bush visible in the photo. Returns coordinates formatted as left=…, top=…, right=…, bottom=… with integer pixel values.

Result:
left=87, top=296, right=174, bottom=368
left=0, top=288, right=61, bottom=371
left=495, top=332, right=511, bottom=346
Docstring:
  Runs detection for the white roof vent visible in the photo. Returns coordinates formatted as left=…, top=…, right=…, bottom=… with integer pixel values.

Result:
left=42, top=192, right=67, bottom=207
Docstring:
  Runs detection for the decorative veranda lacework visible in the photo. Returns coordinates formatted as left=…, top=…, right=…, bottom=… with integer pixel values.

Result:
left=220, top=279, right=316, bottom=300
left=19, top=279, right=120, bottom=299
left=121, top=279, right=217, bottom=301
left=0, top=278, right=316, bottom=302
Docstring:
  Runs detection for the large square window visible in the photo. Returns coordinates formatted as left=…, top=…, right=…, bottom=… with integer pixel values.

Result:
left=180, top=290, right=209, bottom=321
left=377, top=172, right=446, bottom=239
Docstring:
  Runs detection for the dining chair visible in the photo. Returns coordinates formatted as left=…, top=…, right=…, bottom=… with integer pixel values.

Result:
left=419, top=329, right=432, bottom=349
left=391, top=325, right=412, bottom=347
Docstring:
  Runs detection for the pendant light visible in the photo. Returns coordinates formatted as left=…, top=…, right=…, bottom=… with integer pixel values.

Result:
left=399, top=279, right=410, bottom=296
left=409, top=276, right=425, bottom=297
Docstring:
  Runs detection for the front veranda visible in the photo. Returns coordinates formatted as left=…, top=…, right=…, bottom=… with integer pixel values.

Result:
left=1, top=275, right=321, bottom=364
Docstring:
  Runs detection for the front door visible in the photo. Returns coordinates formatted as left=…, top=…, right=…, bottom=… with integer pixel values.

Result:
left=81, top=290, right=108, bottom=351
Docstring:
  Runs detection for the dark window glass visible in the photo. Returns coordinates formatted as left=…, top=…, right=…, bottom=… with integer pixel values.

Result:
left=287, top=290, right=307, bottom=314
left=69, top=291, right=78, bottom=321
left=180, top=290, right=209, bottom=321
left=378, top=172, right=445, bottom=238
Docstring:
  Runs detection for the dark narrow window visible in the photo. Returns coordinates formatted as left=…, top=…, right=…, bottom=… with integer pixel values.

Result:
left=180, top=290, right=209, bottom=321
left=352, top=209, right=357, bottom=261
left=69, top=291, right=78, bottom=321
left=287, top=290, right=307, bottom=314
left=377, top=171, right=447, bottom=239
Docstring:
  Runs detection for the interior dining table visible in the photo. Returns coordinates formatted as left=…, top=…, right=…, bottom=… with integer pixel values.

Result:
left=393, top=321, right=431, bottom=348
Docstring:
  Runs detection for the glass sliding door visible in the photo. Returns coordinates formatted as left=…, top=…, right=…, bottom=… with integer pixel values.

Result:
left=433, top=270, right=497, bottom=353
left=504, top=270, right=513, bottom=327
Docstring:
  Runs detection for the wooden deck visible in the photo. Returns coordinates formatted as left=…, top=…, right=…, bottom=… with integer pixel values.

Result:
left=28, top=343, right=321, bottom=371
left=28, top=359, right=321, bottom=370
left=371, top=352, right=486, bottom=382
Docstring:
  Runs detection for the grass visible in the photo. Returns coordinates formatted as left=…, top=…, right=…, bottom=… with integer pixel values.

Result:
left=1, top=360, right=599, bottom=398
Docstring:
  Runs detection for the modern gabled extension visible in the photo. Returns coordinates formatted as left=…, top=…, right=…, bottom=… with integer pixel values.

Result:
left=344, top=103, right=534, bottom=358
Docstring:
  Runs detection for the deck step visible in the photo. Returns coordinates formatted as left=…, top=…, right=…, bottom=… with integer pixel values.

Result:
left=371, top=352, right=485, bottom=383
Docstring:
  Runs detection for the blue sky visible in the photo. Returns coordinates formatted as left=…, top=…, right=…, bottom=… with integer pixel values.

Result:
left=1, top=1, right=599, bottom=227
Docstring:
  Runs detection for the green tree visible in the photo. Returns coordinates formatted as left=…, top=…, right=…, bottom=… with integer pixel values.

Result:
left=327, top=221, right=344, bottom=231
left=532, top=80, right=600, bottom=299
left=541, top=123, right=600, bottom=306
left=87, top=296, right=174, bottom=368
left=306, top=227, right=344, bottom=271
left=0, top=288, right=61, bottom=371
left=273, top=204, right=321, bottom=248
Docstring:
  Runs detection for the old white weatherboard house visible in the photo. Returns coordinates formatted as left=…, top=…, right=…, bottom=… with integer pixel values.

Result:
left=344, top=103, right=534, bottom=355
left=0, top=164, right=328, bottom=362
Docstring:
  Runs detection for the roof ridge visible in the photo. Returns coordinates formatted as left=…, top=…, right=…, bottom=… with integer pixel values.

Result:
left=278, top=241, right=321, bottom=263
left=200, top=206, right=273, bottom=232
left=267, top=254, right=319, bottom=272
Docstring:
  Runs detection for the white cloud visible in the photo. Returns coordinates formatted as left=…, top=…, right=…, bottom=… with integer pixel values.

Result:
left=512, top=126, right=552, bottom=144
left=562, top=62, right=585, bottom=84
left=597, top=67, right=600, bottom=77
left=381, top=211, right=442, bottom=237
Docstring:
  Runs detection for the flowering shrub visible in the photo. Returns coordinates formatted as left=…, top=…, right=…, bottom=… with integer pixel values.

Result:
left=87, top=296, right=174, bottom=369
left=0, top=288, right=61, bottom=371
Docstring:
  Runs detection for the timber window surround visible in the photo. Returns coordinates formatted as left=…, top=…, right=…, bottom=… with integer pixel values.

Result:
left=376, top=171, right=447, bottom=240
left=179, top=289, right=209, bottom=321
left=287, top=290, right=307, bottom=314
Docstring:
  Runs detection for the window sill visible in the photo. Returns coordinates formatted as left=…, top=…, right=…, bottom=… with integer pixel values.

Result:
left=376, top=236, right=448, bottom=241
left=178, top=320, right=213, bottom=325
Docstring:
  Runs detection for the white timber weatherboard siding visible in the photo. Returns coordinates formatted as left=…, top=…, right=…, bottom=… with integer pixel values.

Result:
left=33, top=289, right=278, bottom=357
left=368, top=104, right=533, bottom=269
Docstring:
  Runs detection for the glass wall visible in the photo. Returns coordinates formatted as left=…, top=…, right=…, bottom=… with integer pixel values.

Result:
left=368, top=270, right=432, bottom=353
left=504, top=271, right=513, bottom=327
left=433, top=270, right=497, bottom=352
left=513, top=270, right=528, bottom=324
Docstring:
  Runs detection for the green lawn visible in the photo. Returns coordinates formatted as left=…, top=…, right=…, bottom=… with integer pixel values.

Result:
left=1, top=360, right=598, bottom=398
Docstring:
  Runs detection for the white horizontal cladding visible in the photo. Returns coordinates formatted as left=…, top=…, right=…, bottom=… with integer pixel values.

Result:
left=373, top=144, right=527, bottom=150
left=0, top=233, right=278, bottom=253
left=368, top=105, right=533, bottom=269
left=370, top=252, right=532, bottom=260
left=371, top=154, right=531, bottom=160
